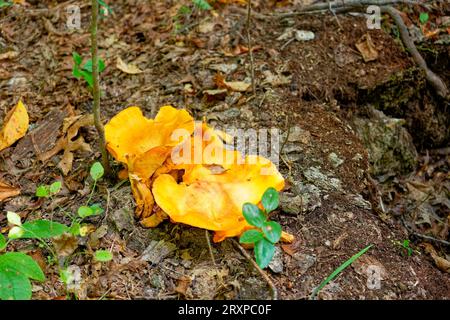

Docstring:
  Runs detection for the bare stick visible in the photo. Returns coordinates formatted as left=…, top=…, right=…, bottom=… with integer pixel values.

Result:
left=246, top=0, right=256, bottom=93
left=381, top=6, right=448, bottom=98
left=91, top=0, right=111, bottom=176
left=231, top=239, right=278, bottom=300
left=231, top=0, right=431, bottom=19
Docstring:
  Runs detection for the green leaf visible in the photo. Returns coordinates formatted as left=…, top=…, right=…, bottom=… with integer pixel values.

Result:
left=69, top=222, right=81, bottom=236
left=90, top=162, right=104, bottom=181
left=311, top=244, right=373, bottom=299
left=0, top=269, right=32, bottom=300
left=192, top=0, right=212, bottom=11
left=90, top=204, right=104, bottom=216
left=72, top=51, right=82, bottom=66
left=20, top=220, right=68, bottom=239
left=94, top=250, right=112, bottom=262
left=419, top=12, right=429, bottom=24
left=80, top=70, right=94, bottom=88
left=0, top=252, right=45, bottom=281
left=97, top=0, right=113, bottom=14
left=0, top=234, right=6, bottom=251
left=0, top=1, right=13, bottom=8
left=78, top=206, right=94, bottom=218
left=49, top=181, right=62, bottom=194
left=242, top=203, right=266, bottom=228
left=83, top=58, right=106, bottom=73
left=261, top=221, right=282, bottom=244
left=35, top=185, right=49, bottom=198
left=239, top=229, right=264, bottom=244
left=178, top=5, right=191, bottom=15
left=261, top=187, right=279, bottom=213
left=254, top=238, right=275, bottom=269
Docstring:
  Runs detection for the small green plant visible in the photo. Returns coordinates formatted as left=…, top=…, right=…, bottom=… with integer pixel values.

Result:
left=393, top=239, right=417, bottom=257
left=0, top=1, right=12, bottom=8
left=97, top=0, right=112, bottom=16
left=0, top=252, right=45, bottom=300
left=36, top=181, right=62, bottom=198
left=239, top=187, right=282, bottom=269
left=94, top=250, right=113, bottom=262
left=72, top=52, right=106, bottom=89
left=192, top=0, right=212, bottom=11
left=419, top=12, right=429, bottom=25
left=310, top=244, right=373, bottom=299
left=0, top=162, right=107, bottom=300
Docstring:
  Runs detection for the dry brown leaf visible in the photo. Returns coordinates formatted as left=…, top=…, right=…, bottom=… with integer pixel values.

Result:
left=52, top=233, right=79, bottom=257
left=355, top=34, right=379, bottom=62
left=423, top=243, right=450, bottom=273
left=175, top=276, right=192, bottom=295
left=0, top=100, right=29, bottom=151
left=0, top=180, right=20, bottom=202
left=0, top=51, right=19, bottom=60
left=214, top=74, right=250, bottom=92
left=116, top=57, right=143, bottom=74
left=40, top=114, right=94, bottom=175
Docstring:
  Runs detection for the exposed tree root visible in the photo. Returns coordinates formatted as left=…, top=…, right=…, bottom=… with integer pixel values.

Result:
left=380, top=6, right=449, bottom=98
left=232, top=1, right=448, bottom=99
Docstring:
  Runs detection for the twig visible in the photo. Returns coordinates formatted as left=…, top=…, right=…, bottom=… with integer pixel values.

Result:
left=412, top=233, right=450, bottom=246
left=90, top=0, right=112, bottom=176
left=231, top=239, right=278, bottom=300
left=231, top=0, right=431, bottom=19
left=246, top=0, right=256, bottom=93
left=380, top=6, right=448, bottom=98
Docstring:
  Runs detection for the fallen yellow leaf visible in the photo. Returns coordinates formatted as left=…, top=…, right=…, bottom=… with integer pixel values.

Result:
left=116, top=57, right=143, bottom=74
left=0, top=100, right=29, bottom=152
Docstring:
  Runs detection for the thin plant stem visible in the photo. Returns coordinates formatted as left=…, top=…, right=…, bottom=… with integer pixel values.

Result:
left=90, top=0, right=111, bottom=177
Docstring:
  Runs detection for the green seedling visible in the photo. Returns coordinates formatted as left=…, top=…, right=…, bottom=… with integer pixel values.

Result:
left=72, top=51, right=106, bottom=88
left=192, top=0, right=212, bottom=11
left=239, top=187, right=282, bottom=269
left=94, top=250, right=113, bottom=262
left=0, top=1, right=12, bottom=8
left=419, top=12, right=429, bottom=25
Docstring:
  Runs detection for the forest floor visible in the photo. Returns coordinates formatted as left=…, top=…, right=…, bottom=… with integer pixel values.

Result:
left=0, top=0, right=449, bottom=299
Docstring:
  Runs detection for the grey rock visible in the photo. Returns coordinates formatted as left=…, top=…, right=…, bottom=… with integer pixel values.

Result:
left=268, top=247, right=284, bottom=274
left=347, top=194, right=372, bottom=210
left=352, top=108, right=417, bottom=177
left=141, top=240, right=177, bottom=265
left=295, top=30, right=315, bottom=41
left=328, top=152, right=344, bottom=168
left=303, top=167, right=342, bottom=191
left=293, top=253, right=316, bottom=275
left=284, top=126, right=311, bottom=144
left=209, top=63, right=238, bottom=74
left=109, top=208, right=134, bottom=232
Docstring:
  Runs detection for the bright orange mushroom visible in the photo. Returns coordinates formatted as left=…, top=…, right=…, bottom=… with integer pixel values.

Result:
left=105, top=105, right=287, bottom=242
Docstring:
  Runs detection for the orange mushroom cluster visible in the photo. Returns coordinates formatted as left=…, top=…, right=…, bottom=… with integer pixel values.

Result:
left=105, top=106, right=284, bottom=242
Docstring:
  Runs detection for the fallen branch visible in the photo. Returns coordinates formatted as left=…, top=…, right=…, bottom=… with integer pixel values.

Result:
left=231, top=0, right=427, bottom=19
left=231, top=239, right=278, bottom=300
left=381, top=6, right=449, bottom=98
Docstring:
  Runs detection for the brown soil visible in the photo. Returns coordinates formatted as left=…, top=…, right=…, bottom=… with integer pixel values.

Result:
left=0, top=1, right=449, bottom=300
